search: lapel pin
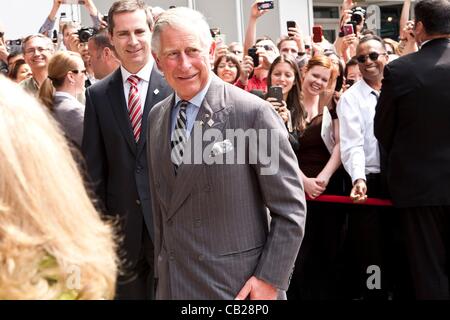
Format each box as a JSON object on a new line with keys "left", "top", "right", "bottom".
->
{"left": 153, "top": 88, "right": 159, "bottom": 95}
{"left": 207, "top": 119, "right": 214, "bottom": 127}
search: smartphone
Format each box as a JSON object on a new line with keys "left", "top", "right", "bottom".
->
{"left": 257, "top": 1, "right": 274, "bottom": 10}
{"left": 287, "top": 20, "right": 296, "bottom": 33}
{"left": 248, "top": 47, "right": 259, "bottom": 67}
{"left": 210, "top": 27, "right": 220, "bottom": 39}
{"left": 343, "top": 24, "right": 354, "bottom": 36}
{"left": 61, "top": 0, "right": 85, "bottom": 4}
{"left": 312, "top": 26, "right": 323, "bottom": 43}
{"left": 267, "top": 86, "right": 283, "bottom": 103}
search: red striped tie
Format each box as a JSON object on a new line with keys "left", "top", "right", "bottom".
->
{"left": 127, "top": 75, "right": 143, "bottom": 142}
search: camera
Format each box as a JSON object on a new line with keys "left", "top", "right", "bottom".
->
{"left": 77, "top": 27, "right": 96, "bottom": 43}
{"left": 248, "top": 47, "right": 259, "bottom": 67}
{"left": 6, "top": 39, "right": 22, "bottom": 46}
{"left": 351, "top": 7, "right": 366, "bottom": 25}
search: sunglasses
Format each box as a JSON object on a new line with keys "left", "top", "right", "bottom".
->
{"left": 71, "top": 69, "right": 87, "bottom": 75}
{"left": 356, "top": 52, "right": 387, "bottom": 63}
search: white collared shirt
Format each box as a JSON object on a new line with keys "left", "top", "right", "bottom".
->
{"left": 337, "top": 79, "right": 380, "bottom": 183}
{"left": 120, "top": 58, "right": 154, "bottom": 108}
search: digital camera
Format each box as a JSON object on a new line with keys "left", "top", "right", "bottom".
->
{"left": 77, "top": 27, "right": 96, "bottom": 43}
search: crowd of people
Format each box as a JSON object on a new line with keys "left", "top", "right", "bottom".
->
{"left": 0, "top": 0, "right": 450, "bottom": 300}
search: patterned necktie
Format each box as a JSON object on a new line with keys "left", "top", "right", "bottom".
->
{"left": 171, "top": 100, "right": 189, "bottom": 170}
{"left": 127, "top": 75, "right": 143, "bottom": 142}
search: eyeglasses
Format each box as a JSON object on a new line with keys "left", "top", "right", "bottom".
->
{"left": 356, "top": 52, "right": 387, "bottom": 63}
{"left": 255, "top": 44, "right": 274, "bottom": 51}
{"left": 71, "top": 69, "right": 87, "bottom": 75}
{"left": 24, "top": 47, "right": 51, "bottom": 56}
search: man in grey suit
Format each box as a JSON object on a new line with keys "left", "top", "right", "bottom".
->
{"left": 147, "top": 7, "right": 306, "bottom": 300}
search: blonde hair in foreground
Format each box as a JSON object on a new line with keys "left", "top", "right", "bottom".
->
{"left": 0, "top": 76, "right": 118, "bottom": 299}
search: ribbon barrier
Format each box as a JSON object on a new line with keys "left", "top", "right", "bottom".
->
{"left": 306, "top": 194, "right": 393, "bottom": 206}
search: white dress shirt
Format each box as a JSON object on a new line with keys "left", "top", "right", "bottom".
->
{"left": 337, "top": 79, "right": 380, "bottom": 183}
{"left": 120, "top": 58, "right": 154, "bottom": 108}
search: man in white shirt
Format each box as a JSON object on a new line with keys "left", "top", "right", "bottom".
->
{"left": 337, "top": 34, "right": 391, "bottom": 299}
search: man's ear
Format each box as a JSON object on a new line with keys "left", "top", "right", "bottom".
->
{"left": 209, "top": 41, "right": 217, "bottom": 60}
{"left": 152, "top": 51, "right": 162, "bottom": 72}
{"left": 103, "top": 47, "right": 111, "bottom": 59}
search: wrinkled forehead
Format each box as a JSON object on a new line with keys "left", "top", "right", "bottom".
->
{"left": 280, "top": 39, "right": 298, "bottom": 50}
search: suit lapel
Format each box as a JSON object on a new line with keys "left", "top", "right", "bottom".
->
{"left": 137, "top": 67, "right": 166, "bottom": 156}
{"left": 167, "top": 75, "right": 230, "bottom": 220}
{"left": 107, "top": 69, "right": 136, "bottom": 155}
{"left": 157, "top": 93, "right": 177, "bottom": 188}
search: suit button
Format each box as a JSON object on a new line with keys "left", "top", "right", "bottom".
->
{"left": 136, "top": 199, "right": 141, "bottom": 205}
{"left": 198, "top": 255, "right": 204, "bottom": 261}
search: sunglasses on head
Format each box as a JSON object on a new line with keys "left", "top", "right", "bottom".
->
{"left": 356, "top": 52, "right": 387, "bottom": 63}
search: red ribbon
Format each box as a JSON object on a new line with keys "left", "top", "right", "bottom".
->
{"left": 306, "top": 194, "right": 393, "bottom": 206}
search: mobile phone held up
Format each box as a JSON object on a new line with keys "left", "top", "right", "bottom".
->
{"left": 267, "top": 86, "right": 283, "bottom": 103}
{"left": 287, "top": 20, "right": 296, "bottom": 34}
{"left": 312, "top": 25, "right": 323, "bottom": 43}
{"left": 248, "top": 47, "right": 259, "bottom": 68}
{"left": 257, "top": 1, "right": 274, "bottom": 11}
{"left": 343, "top": 24, "right": 354, "bottom": 36}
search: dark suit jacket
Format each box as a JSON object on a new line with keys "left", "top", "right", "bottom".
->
{"left": 82, "top": 66, "right": 172, "bottom": 266}
{"left": 375, "top": 38, "right": 450, "bottom": 207}
{"left": 147, "top": 75, "right": 306, "bottom": 299}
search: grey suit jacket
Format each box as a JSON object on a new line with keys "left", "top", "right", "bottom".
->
{"left": 53, "top": 93, "right": 85, "bottom": 148}
{"left": 146, "top": 74, "right": 306, "bottom": 299}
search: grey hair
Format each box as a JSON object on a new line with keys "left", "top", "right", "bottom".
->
{"left": 151, "top": 7, "right": 213, "bottom": 56}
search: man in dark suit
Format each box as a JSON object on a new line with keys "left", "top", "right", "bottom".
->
{"left": 81, "top": 0, "right": 171, "bottom": 299}
{"left": 375, "top": 0, "right": 450, "bottom": 299}
{"left": 147, "top": 7, "right": 306, "bottom": 300}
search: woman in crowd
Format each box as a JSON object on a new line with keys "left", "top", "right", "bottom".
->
{"left": 213, "top": 53, "right": 241, "bottom": 84}
{"left": 266, "top": 55, "right": 305, "bottom": 152}
{"left": 0, "top": 75, "right": 118, "bottom": 299}
{"left": 8, "top": 59, "right": 32, "bottom": 83}
{"left": 268, "top": 55, "right": 349, "bottom": 299}
{"left": 39, "top": 51, "right": 86, "bottom": 149}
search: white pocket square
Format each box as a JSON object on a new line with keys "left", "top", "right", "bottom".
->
{"left": 210, "top": 139, "right": 233, "bottom": 157}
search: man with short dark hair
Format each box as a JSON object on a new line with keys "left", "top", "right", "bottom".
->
{"left": 82, "top": 0, "right": 172, "bottom": 299}
{"left": 87, "top": 30, "right": 120, "bottom": 80}
{"left": 375, "top": 0, "right": 450, "bottom": 299}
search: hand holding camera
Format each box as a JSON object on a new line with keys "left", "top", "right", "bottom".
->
{"left": 239, "top": 55, "right": 255, "bottom": 84}
{"left": 251, "top": 0, "right": 271, "bottom": 19}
